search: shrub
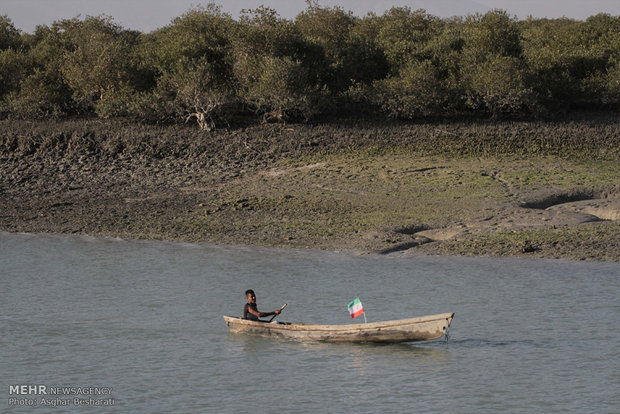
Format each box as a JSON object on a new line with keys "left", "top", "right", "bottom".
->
{"left": 59, "top": 16, "right": 140, "bottom": 113}
{"left": 373, "top": 60, "right": 453, "bottom": 118}
{"left": 236, "top": 55, "right": 324, "bottom": 122}
{"left": 0, "top": 15, "right": 20, "bottom": 50}
{"left": 465, "top": 56, "right": 540, "bottom": 115}
{"left": 234, "top": 7, "right": 327, "bottom": 122}
{"left": 3, "top": 69, "right": 70, "bottom": 118}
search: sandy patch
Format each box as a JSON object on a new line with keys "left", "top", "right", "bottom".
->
{"left": 547, "top": 198, "right": 620, "bottom": 221}
{"left": 261, "top": 162, "right": 326, "bottom": 177}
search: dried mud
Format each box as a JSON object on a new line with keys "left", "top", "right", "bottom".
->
{"left": 1, "top": 116, "right": 619, "bottom": 261}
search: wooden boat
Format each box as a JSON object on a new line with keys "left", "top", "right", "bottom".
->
{"left": 223, "top": 312, "right": 454, "bottom": 343}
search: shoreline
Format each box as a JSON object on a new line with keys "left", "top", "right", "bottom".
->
{"left": 1, "top": 118, "right": 619, "bottom": 262}
{"left": 4, "top": 228, "right": 620, "bottom": 266}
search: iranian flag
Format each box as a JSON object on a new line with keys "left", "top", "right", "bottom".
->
{"left": 347, "top": 297, "right": 364, "bottom": 318}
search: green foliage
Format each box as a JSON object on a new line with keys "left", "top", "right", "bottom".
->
{"left": 463, "top": 10, "right": 523, "bottom": 60}
{"left": 374, "top": 7, "right": 443, "bottom": 70}
{"left": 0, "top": 15, "right": 20, "bottom": 50}
{"left": 0, "top": 23, "right": 74, "bottom": 118}
{"left": 140, "top": 5, "right": 237, "bottom": 127}
{"left": 145, "top": 5, "right": 235, "bottom": 74}
{"left": 457, "top": 11, "right": 542, "bottom": 116}
{"left": 603, "top": 59, "right": 620, "bottom": 104}
{"left": 164, "top": 57, "right": 236, "bottom": 129}
{"left": 373, "top": 60, "right": 452, "bottom": 117}
{"left": 3, "top": 69, "right": 71, "bottom": 119}
{"left": 234, "top": 7, "right": 326, "bottom": 121}
{"left": 370, "top": 17, "right": 466, "bottom": 118}
{"left": 0, "top": 7, "right": 618, "bottom": 124}
{"left": 344, "top": 23, "right": 390, "bottom": 86}
{"left": 295, "top": 2, "right": 389, "bottom": 96}
{"left": 521, "top": 13, "right": 620, "bottom": 111}
{"left": 295, "top": 3, "right": 352, "bottom": 91}
{"left": 238, "top": 55, "right": 323, "bottom": 121}
{"left": 58, "top": 16, "right": 141, "bottom": 115}
{"left": 465, "top": 56, "right": 539, "bottom": 115}
{"left": 296, "top": 3, "right": 354, "bottom": 63}
{"left": 0, "top": 49, "right": 30, "bottom": 98}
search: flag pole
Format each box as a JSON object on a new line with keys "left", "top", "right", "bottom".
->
{"left": 363, "top": 312, "right": 367, "bottom": 324}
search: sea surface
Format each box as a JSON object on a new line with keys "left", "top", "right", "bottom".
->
{"left": 1, "top": 232, "right": 619, "bottom": 413}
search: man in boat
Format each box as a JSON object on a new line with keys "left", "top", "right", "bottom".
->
{"left": 244, "top": 289, "right": 281, "bottom": 322}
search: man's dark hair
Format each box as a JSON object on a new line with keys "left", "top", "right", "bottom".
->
{"left": 245, "top": 289, "right": 255, "bottom": 297}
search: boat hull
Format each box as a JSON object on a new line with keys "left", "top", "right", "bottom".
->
{"left": 223, "top": 312, "right": 454, "bottom": 343}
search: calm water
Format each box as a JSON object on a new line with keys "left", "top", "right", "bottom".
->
{"left": 1, "top": 232, "right": 619, "bottom": 413}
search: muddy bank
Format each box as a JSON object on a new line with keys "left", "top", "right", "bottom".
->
{"left": 1, "top": 117, "right": 619, "bottom": 261}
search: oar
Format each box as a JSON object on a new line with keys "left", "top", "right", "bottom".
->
{"left": 268, "top": 303, "right": 287, "bottom": 322}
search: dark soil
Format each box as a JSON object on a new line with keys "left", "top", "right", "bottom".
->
{"left": 1, "top": 115, "right": 619, "bottom": 261}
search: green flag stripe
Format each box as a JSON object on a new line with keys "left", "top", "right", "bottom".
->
{"left": 347, "top": 297, "right": 361, "bottom": 308}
